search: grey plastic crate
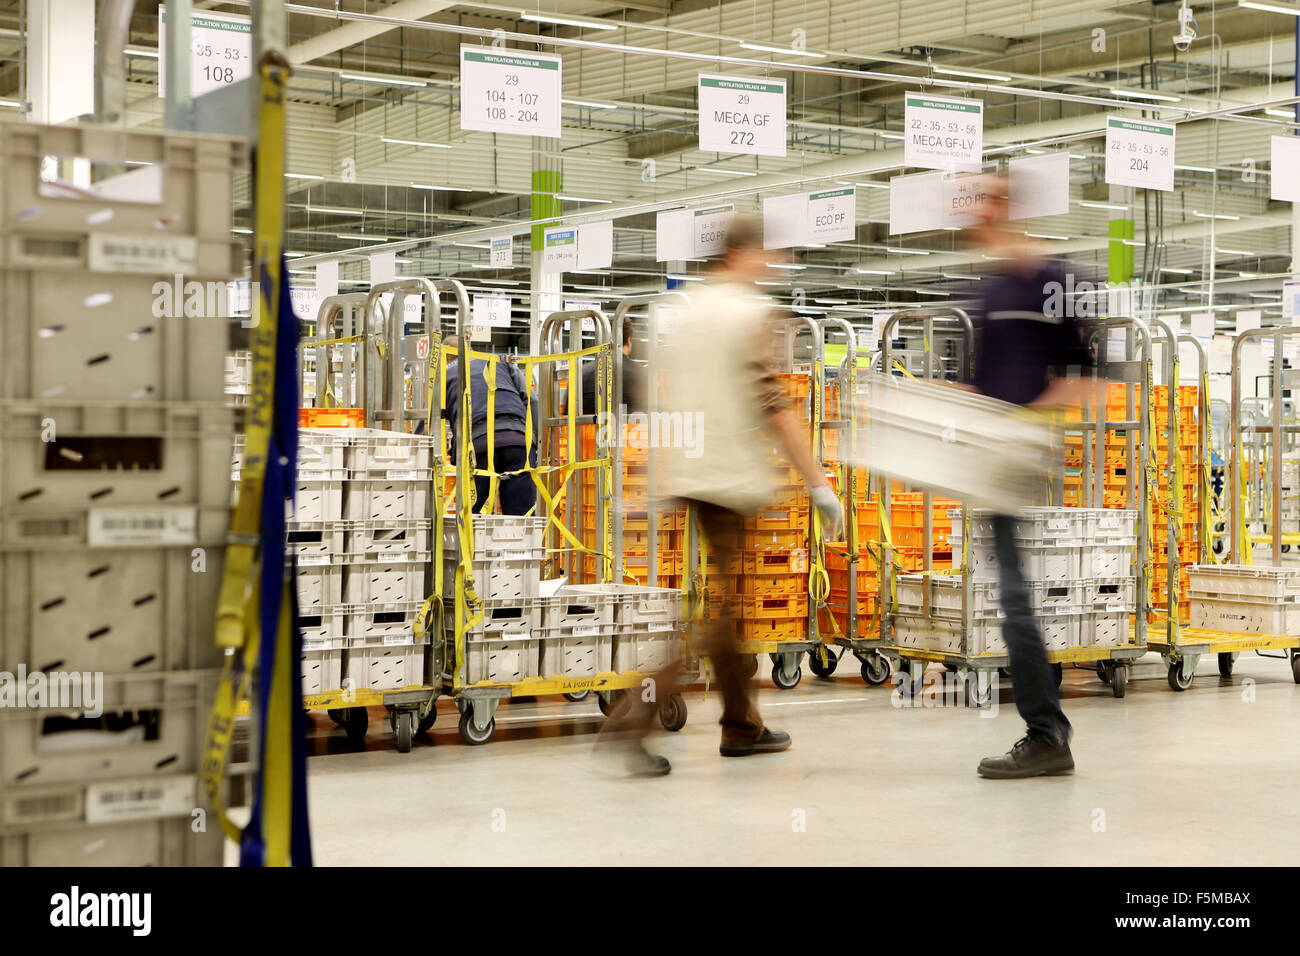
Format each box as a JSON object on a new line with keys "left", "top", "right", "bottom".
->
{"left": 0, "top": 400, "right": 233, "bottom": 548}
{"left": 346, "top": 519, "right": 431, "bottom": 561}
{"left": 0, "top": 545, "right": 222, "bottom": 674}
{"left": 347, "top": 602, "right": 423, "bottom": 645}
{"left": 443, "top": 513, "right": 546, "bottom": 556}
{"left": 563, "top": 583, "right": 682, "bottom": 627}
{"left": 343, "top": 561, "right": 428, "bottom": 607}
{"left": 457, "top": 600, "right": 541, "bottom": 685}
{"left": 344, "top": 639, "right": 425, "bottom": 691}
{"left": 542, "top": 588, "right": 617, "bottom": 630}
{"left": 301, "top": 644, "right": 345, "bottom": 696}
{"left": 0, "top": 815, "right": 223, "bottom": 866}
{"left": 539, "top": 631, "right": 613, "bottom": 678}
{"left": 287, "top": 521, "right": 348, "bottom": 566}
{"left": 441, "top": 548, "right": 542, "bottom": 602}
{"left": 343, "top": 429, "right": 434, "bottom": 478}
{"left": 611, "top": 624, "right": 681, "bottom": 673}
{"left": 343, "top": 477, "right": 429, "bottom": 523}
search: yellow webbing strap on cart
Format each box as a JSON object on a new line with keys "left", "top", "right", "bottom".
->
{"left": 1200, "top": 371, "right": 1215, "bottom": 563}
{"left": 1239, "top": 447, "right": 1253, "bottom": 566}
{"left": 1168, "top": 362, "right": 1183, "bottom": 633}
{"left": 1143, "top": 364, "right": 1158, "bottom": 617}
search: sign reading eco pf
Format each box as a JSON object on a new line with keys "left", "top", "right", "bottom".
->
{"left": 460, "top": 45, "right": 563, "bottom": 139}
{"left": 904, "top": 94, "right": 984, "bottom": 172}
{"left": 698, "top": 74, "right": 787, "bottom": 157}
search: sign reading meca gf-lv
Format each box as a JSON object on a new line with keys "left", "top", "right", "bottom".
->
{"left": 697, "top": 73, "right": 787, "bottom": 157}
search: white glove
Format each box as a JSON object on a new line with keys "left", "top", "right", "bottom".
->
{"left": 810, "top": 484, "right": 845, "bottom": 539}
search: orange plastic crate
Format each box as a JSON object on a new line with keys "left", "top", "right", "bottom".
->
{"left": 737, "top": 616, "right": 807, "bottom": 643}
{"left": 737, "top": 571, "right": 806, "bottom": 596}
{"left": 742, "top": 504, "right": 810, "bottom": 532}
{"left": 733, "top": 549, "right": 808, "bottom": 575}
{"left": 740, "top": 528, "right": 808, "bottom": 550}
{"left": 300, "top": 407, "right": 365, "bottom": 428}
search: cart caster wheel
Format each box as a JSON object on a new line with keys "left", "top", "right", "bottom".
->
{"left": 965, "top": 674, "right": 993, "bottom": 708}
{"left": 772, "top": 662, "right": 802, "bottom": 690}
{"left": 1284, "top": 545, "right": 1292, "bottom": 554}
{"left": 394, "top": 711, "right": 415, "bottom": 753}
{"left": 597, "top": 690, "right": 628, "bottom": 718}
{"left": 807, "top": 648, "right": 838, "bottom": 678}
{"left": 740, "top": 655, "right": 758, "bottom": 679}
{"left": 328, "top": 708, "right": 348, "bottom": 727}
{"left": 1218, "top": 653, "right": 1234, "bottom": 677}
{"left": 659, "top": 693, "right": 687, "bottom": 732}
{"left": 342, "top": 707, "right": 368, "bottom": 744}
{"left": 416, "top": 705, "right": 437, "bottom": 735}
{"left": 1097, "top": 662, "right": 1112, "bottom": 685}
{"left": 563, "top": 690, "right": 590, "bottom": 702}
{"left": 1110, "top": 664, "right": 1128, "bottom": 699}
{"left": 1167, "top": 662, "right": 1194, "bottom": 692}
{"left": 1051, "top": 663, "right": 1063, "bottom": 687}
{"left": 1291, "top": 652, "right": 1300, "bottom": 685}
{"left": 860, "top": 654, "right": 891, "bottom": 685}
{"left": 458, "top": 710, "right": 495, "bottom": 745}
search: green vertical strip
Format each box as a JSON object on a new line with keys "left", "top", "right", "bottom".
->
{"left": 532, "top": 169, "right": 562, "bottom": 250}
{"left": 1108, "top": 217, "right": 1134, "bottom": 284}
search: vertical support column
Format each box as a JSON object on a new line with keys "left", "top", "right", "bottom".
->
{"left": 529, "top": 143, "right": 563, "bottom": 356}
{"left": 29, "top": 0, "right": 96, "bottom": 124}
{"left": 164, "top": 0, "right": 194, "bottom": 131}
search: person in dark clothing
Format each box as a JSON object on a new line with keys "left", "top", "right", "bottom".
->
{"left": 572, "top": 322, "right": 644, "bottom": 415}
{"left": 969, "top": 174, "right": 1097, "bottom": 780}
{"left": 441, "top": 335, "right": 538, "bottom": 516}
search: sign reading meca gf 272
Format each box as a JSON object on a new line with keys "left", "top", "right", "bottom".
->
{"left": 697, "top": 74, "right": 787, "bottom": 157}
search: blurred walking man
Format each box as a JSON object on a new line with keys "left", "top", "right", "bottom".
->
{"left": 601, "top": 216, "right": 844, "bottom": 776}
{"left": 970, "top": 175, "right": 1097, "bottom": 779}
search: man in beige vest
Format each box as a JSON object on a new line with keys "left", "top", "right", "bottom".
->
{"left": 605, "top": 216, "right": 844, "bottom": 776}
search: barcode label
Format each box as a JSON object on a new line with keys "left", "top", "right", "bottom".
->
{"left": 299, "top": 469, "right": 330, "bottom": 481}
{"left": 1106, "top": 604, "right": 1126, "bottom": 612}
{"left": 503, "top": 550, "right": 531, "bottom": 561}
{"left": 85, "top": 776, "right": 195, "bottom": 823}
{"left": 5, "top": 790, "right": 80, "bottom": 824}
{"left": 87, "top": 507, "right": 197, "bottom": 546}
{"left": 648, "top": 622, "right": 675, "bottom": 632}
{"left": 302, "top": 638, "right": 328, "bottom": 651}
{"left": 383, "top": 634, "right": 410, "bottom": 646}
{"left": 298, "top": 553, "right": 332, "bottom": 566}
{"left": 387, "top": 470, "right": 418, "bottom": 480}
{"left": 1047, "top": 520, "right": 1068, "bottom": 530}
{"left": 87, "top": 233, "right": 198, "bottom": 275}
{"left": 572, "top": 625, "right": 600, "bottom": 637}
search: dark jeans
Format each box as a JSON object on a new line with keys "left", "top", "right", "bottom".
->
{"left": 605, "top": 498, "right": 764, "bottom": 748}
{"left": 992, "top": 514, "right": 1071, "bottom": 745}
{"left": 472, "top": 445, "right": 535, "bottom": 516}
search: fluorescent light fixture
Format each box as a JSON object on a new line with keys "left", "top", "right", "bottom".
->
{"left": 854, "top": 181, "right": 890, "bottom": 190}
{"left": 876, "top": 131, "right": 905, "bottom": 140}
{"left": 754, "top": 280, "right": 788, "bottom": 286}
{"left": 336, "top": 234, "right": 390, "bottom": 242}
{"left": 522, "top": 11, "right": 618, "bottom": 30}
{"left": 1027, "top": 232, "right": 1071, "bottom": 240}
{"left": 814, "top": 298, "right": 849, "bottom": 305}
{"left": 411, "top": 183, "right": 471, "bottom": 192}
{"left": 0, "top": 99, "right": 21, "bottom": 108}
{"left": 1078, "top": 200, "right": 1129, "bottom": 211}
{"left": 1160, "top": 267, "right": 1194, "bottom": 275}
{"left": 231, "top": 228, "right": 252, "bottom": 235}
{"left": 768, "top": 263, "right": 806, "bottom": 270}
{"left": 382, "top": 137, "right": 451, "bottom": 149}
{"left": 1216, "top": 248, "right": 1255, "bottom": 256}
{"left": 285, "top": 252, "right": 307, "bottom": 259}
{"left": 884, "top": 247, "right": 931, "bottom": 255}
{"left": 1250, "top": 292, "right": 1280, "bottom": 299}
{"left": 1194, "top": 211, "right": 1240, "bottom": 221}
{"left": 667, "top": 274, "right": 706, "bottom": 282}
{"left": 286, "top": 172, "right": 324, "bottom": 180}
{"left": 306, "top": 206, "right": 365, "bottom": 216}
{"left": 1175, "top": 164, "right": 1215, "bottom": 172}
{"left": 555, "top": 194, "right": 613, "bottom": 204}
{"left": 697, "top": 167, "right": 758, "bottom": 177}
{"left": 340, "top": 72, "right": 427, "bottom": 88}
{"left": 934, "top": 66, "right": 1011, "bottom": 82}
{"left": 738, "top": 41, "right": 825, "bottom": 59}
{"left": 1238, "top": 1, "right": 1300, "bottom": 15}
{"left": 1108, "top": 87, "right": 1181, "bottom": 103}
{"left": 943, "top": 273, "right": 980, "bottom": 280}
{"left": 1121, "top": 239, "right": 1143, "bottom": 247}
{"left": 482, "top": 279, "right": 523, "bottom": 285}
{"left": 856, "top": 268, "right": 895, "bottom": 275}
{"left": 1266, "top": 107, "right": 1297, "bottom": 118}
{"left": 454, "top": 242, "right": 491, "bottom": 250}
{"left": 127, "top": 47, "right": 160, "bottom": 59}
{"left": 563, "top": 98, "right": 617, "bottom": 109}
{"left": 1239, "top": 272, "right": 1260, "bottom": 279}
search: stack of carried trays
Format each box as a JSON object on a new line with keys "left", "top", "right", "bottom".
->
{"left": 893, "top": 507, "right": 1138, "bottom": 656}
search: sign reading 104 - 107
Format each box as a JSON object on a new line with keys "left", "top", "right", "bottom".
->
{"left": 698, "top": 74, "right": 787, "bottom": 157}
{"left": 459, "top": 46, "right": 563, "bottom": 139}
{"left": 1104, "top": 116, "right": 1175, "bottom": 192}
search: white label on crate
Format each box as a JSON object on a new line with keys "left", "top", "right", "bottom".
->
{"left": 459, "top": 46, "right": 563, "bottom": 139}
{"left": 87, "top": 507, "right": 197, "bottom": 547}
{"left": 298, "top": 553, "right": 332, "bottom": 567}
{"left": 85, "top": 775, "right": 196, "bottom": 824}
{"left": 1104, "top": 116, "right": 1175, "bottom": 192}
{"left": 648, "top": 622, "right": 675, "bottom": 632}
{"left": 697, "top": 73, "right": 787, "bottom": 157}
{"left": 87, "top": 233, "right": 198, "bottom": 275}
{"left": 383, "top": 634, "right": 409, "bottom": 646}
{"left": 572, "top": 625, "right": 600, "bottom": 637}
{"left": 302, "top": 638, "right": 328, "bottom": 651}
{"left": 299, "top": 469, "right": 330, "bottom": 480}
{"left": 386, "top": 470, "right": 419, "bottom": 480}
{"left": 504, "top": 550, "right": 532, "bottom": 561}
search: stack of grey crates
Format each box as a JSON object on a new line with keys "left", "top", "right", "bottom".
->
{"left": 442, "top": 515, "right": 683, "bottom": 684}
{"left": 236, "top": 427, "right": 435, "bottom": 697}
{"left": 894, "top": 508, "right": 1137, "bottom": 656}
{"left": 0, "top": 122, "right": 243, "bottom": 865}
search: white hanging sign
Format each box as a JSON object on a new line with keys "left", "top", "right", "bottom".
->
{"left": 692, "top": 205, "right": 734, "bottom": 257}
{"left": 942, "top": 174, "right": 997, "bottom": 228}
{"left": 472, "top": 294, "right": 513, "bottom": 328}
{"left": 1009, "top": 151, "right": 1071, "bottom": 220}
{"left": 904, "top": 94, "right": 983, "bottom": 172}
{"left": 577, "top": 220, "right": 614, "bottom": 270}
{"left": 889, "top": 170, "right": 945, "bottom": 235}
{"left": 1285, "top": 282, "right": 1300, "bottom": 322}
{"left": 158, "top": 9, "right": 251, "bottom": 99}
{"left": 1271, "top": 136, "right": 1300, "bottom": 202}
{"left": 490, "top": 236, "right": 513, "bottom": 268}
{"left": 541, "top": 227, "right": 578, "bottom": 273}
{"left": 655, "top": 209, "right": 693, "bottom": 262}
{"left": 763, "top": 193, "right": 808, "bottom": 250}
{"left": 807, "top": 187, "right": 856, "bottom": 243}
{"left": 1104, "top": 116, "right": 1175, "bottom": 192}
{"left": 459, "top": 46, "right": 563, "bottom": 139}
{"left": 697, "top": 74, "right": 787, "bottom": 157}
{"left": 1237, "top": 310, "right": 1261, "bottom": 333}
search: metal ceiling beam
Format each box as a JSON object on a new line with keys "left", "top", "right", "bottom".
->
{"left": 287, "top": 0, "right": 460, "bottom": 66}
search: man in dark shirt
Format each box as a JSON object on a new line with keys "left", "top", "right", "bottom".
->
{"left": 442, "top": 335, "right": 539, "bottom": 516}
{"left": 970, "top": 176, "right": 1096, "bottom": 780}
{"left": 573, "top": 322, "right": 644, "bottom": 415}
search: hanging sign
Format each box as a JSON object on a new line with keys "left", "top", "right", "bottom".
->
{"left": 904, "top": 94, "right": 983, "bottom": 172}
{"left": 459, "top": 46, "right": 563, "bottom": 139}
{"left": 697, "top": 74, "right": 787, "bottom": 157}
{"left": 1104, "top": 116, "right": 1175, "bottom": 192}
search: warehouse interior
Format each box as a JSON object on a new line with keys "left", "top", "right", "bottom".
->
{"left": 2, "top": 0, "right": 1300, "bottom": 874}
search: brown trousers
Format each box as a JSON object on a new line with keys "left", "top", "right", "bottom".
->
{"left": 608, "top": 499, "right": 764, "bottom": 748}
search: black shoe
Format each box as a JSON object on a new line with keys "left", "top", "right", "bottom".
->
{"left": 978, "top": 734, "right": 1074, "bottom": 779}
{"left": 720, "top": 727, "right": 792, "bottom": 757}
{"left": 626, "top": 744, "right": 671, "bottom": 777}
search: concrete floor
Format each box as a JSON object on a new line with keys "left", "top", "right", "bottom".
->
{"left": 296, "top": 653, "right": 1300, "bottom": 866}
